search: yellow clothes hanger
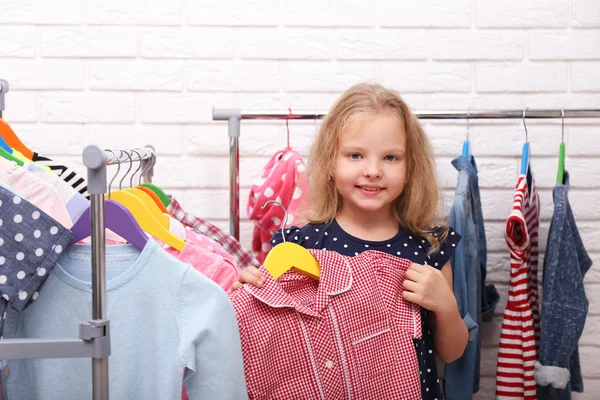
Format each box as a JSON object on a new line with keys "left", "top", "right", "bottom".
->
{"left": 262, "top": 200, "right": 320, "bottom": 280}
{"left": 106, "top": 150, "right": 185, "bottom": 251}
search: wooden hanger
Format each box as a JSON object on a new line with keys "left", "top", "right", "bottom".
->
{"left": 262, "top": 200, "right": 320, "bottom": 280}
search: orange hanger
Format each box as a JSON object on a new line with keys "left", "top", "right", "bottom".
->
{"left": 0, "top": 119, "right": 33, "bottom": 160}
{"left": 136, "top": 185, "right": 169, "bottom": 213}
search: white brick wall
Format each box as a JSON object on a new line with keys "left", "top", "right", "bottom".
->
{"left": 0, "top": 0, "right": 598, "bottom": 398}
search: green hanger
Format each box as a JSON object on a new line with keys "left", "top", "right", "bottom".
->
{"left": 0, "top": 146, "right": 24, "bottom": 166}
{"left": 140, "top": 183, "right": 170, "bottom": 206}
{"left": 556, "top": 110, "right": 566, "bottom": 185}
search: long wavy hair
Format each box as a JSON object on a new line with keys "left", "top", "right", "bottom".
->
{"left": 307, "top": 82, "right": 448, "bottom": 253}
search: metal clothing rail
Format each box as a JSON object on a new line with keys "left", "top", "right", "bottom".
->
{"left": 0, "top": 144, "right": 156, "bottom": 400}
{"left": 213, "top": 107, "right": 600, "bottom": 241}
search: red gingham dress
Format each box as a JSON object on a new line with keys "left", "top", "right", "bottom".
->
{"left": 230, "top": 250, "right": 422, "bottom": 399}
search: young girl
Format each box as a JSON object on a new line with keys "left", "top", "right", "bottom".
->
{"left": 232, "top": 82, "right": 468, "bottom": 399}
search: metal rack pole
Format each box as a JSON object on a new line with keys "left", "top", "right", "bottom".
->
{"left": 213, "top": 107, "right": 600, "bottom": 240}
{"left": 0, "top": 79, "right": 8, "bottom": 119}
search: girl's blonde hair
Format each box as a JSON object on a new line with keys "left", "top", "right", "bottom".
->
{"left": 308, "top": 82, "right": 448, "bottom": 253}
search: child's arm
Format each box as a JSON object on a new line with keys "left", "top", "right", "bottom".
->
{"left": 403, "top": 261, "right": 468, "bottom": 364}
{"left": 430, "top": 261, "right": 469, "bottom": 363}
{"left": 231, "top": 266, "right": 265, "bottom": 291}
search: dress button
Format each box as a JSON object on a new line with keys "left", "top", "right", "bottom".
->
{"left": 325, "top": 360, "right": 334, "bottom": 369}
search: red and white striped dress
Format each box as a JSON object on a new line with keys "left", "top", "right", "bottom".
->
{"left": 496, "top": 173, "right": 540, "bottom": 399}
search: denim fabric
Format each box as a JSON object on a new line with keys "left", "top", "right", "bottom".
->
{"left": 0, "top": 186, "right": 73, "bottom": 339}
{"left": 445, "top": 155, "right": 499, "bottom": 399}
{"left": 534, "top": 172, "right": 592, "bottom": 400}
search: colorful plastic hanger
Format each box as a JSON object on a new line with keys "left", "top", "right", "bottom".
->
{"left": 0, "top": 119, "right": 34, "bottom": 160}
{"left": 0, "top": 146, "right": 24, "bottom": 166}
{"left": 136, "top": 186, "right": 169, "bottom": 212}
{"left": 461, "top": 111, "right": 471, "bottom": 159}
{"left": 520, "top": 109, "right": 530, "bottom": 175}
{"left": 556, "top": 110, "right": 566, "bottom": 185}
{"left": 262, "top": 200, "right": 320, "bottom": 280}
{"left": 70, "top": 200, "right": 149, "bottom": 250}
{"left": 0, "top": 132, "right": 11, "bottom": 152}
{"left": 138, "top": 150, "right": 171, "bottom": 206}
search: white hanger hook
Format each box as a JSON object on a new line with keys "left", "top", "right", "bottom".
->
{"left": 262, "top": 200, "right": 288, "bottom": 242}
{"left": 522, "top": 108, "right": 529, "bottom": 142}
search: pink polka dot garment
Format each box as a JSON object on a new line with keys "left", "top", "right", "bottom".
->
{"left": 0, "top": 186, "right": 73, "bottom": 339}
{"left": 247, "top": 149, "right": 310, "bottom": 262}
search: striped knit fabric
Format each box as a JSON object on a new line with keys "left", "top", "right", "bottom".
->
{"left": 32, "top": 153, "right": 89, "bottom": 199}
{"left": 496, "top": 173, "right": 541, "bottom": 399}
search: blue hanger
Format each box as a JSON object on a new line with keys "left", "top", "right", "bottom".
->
{"left": 0, "top": 134, "right": 11, "bottom": 152}
{"left": 461, "top": 110, "right": 471, "bottom": 159}
{"left": 520, "top": 108, "right": 530, "bottom": 175}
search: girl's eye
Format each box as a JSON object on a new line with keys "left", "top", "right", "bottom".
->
{"left": 384, "top": 155, "right": 397, "bottom": 161}
{"left": 349, "top": 153, "right": 361, "bottom": 160}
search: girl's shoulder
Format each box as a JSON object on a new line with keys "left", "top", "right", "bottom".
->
{"left": 414, "top": 225, "right": 461, "bottom": 269}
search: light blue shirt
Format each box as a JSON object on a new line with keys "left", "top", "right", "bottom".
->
{"left": 5, "top": 239, "right": 248, "bottom": 400}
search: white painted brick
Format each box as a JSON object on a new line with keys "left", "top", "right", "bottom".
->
{"left": 534, "top": 157, "right": 600, "bottom": 189}
{"left": 580, "top": 346, "right": 600, "bottom": 375}
{"left": 379, "top": 0, "right": 471, "bottom": 28}
{"left": 572, "top": 63, "right": 600, "bottom": 92}
{"left": 187, "top": 0, "right": 279, "bottom": 26}
{"left": 480, "top": 189, "right": 518, "bottom": 221}
{"left": 530, "top": 31, "right": 600, "bottom": 60}
{"left": 486, "top": 252, "right": 512, "bottom": 284}
{"left": 1, "top": 59, "right": 84, "bottom": 90}
{"left": 88, "top": 0, "right": 181, "bottom": 26}
{"left": 417, "top": 123, "right": 466, "bottom": 157}
{"left": 475, "top": 0, "right": 568, "bottom": 28}
{"left": 381, "top": 62, "right": 471, "bottom": 93}
{"left": 580, "top": 222, "right": 600, "bottom": 252}
{"left": 182, "top": 189, "right": 231, "bottom": 219}
{"left": 0, "top": 27, "right": 36, "bottom": 57}
{"left": 89, "top": 60, "right": 184, "bottom": 91}
{"left": 476, "top": 63, "right": 568, "bottom": 93}
{"left": 10, "top": 123, "right": 85, "bottom": 155}
{"left": 0, "top": 0, "right": 81, "bottom": 25}
{"left": 41, "top": 93, "right": 135, "bottom": 123}
{"left": 187, "top": 61, "right": 280, "bottom": 92}
{"left": 469, "top": 123, "right": 561, "bottom": 156}
{"left": 237, "top": 92, "right": 339, "bottom": 111}
{"left": 239, "top": 220, "right": 255, "bottom": 250}
{"left": 573, "top": 0, "right": 600, "bottom": 27}
{"left": 573, "top": 379, "right": 600, "bottom": 399}
{"left": 337, "top": 30, "right": 428, "bottom": 60}
{"left": 41, "top": 27, "right": 136, "bottom": 58}
{"left": 584, "top": 255, "right": 600, "bottom": 283}
{"left": 140, "top": 93, "right": 236, "bottom": 123}
{"left": 282, "top": 0, "right": 375, "bottom": 27}
{"left": 427, "top": 93, "right": 600, "bottom": 110}
{"left": 568, "top": 125, "right": 600, "bottom": 155}
{"left": 140, "top": 28, "right": 235, "bottom": 59}
{"left": 184, "top": 124, "right": 229, "bottom": 156}
{"left": 283, "top": 62, "right": 378, "bottom": 92}
{"left": 580, "top": 315, "right": 600, "bottom": 345}
{"left": 436, "top": 157, "right": 459, "bottom": 189}
{"left": 475, "top": 157, "right": 519, "bottom": 189}
{"left": 2, "top": 91, "right": 37, "bottom": 122}
{"left": 88, "top": 125, "right": 183, "bottom": 155}
{"left": 237, "top": 29, "right": 334, "bottom": 60}
{"left": 432, "top": 31, "right": 525, "bottom": 61}
{"left": 152, "top": 156, "right": 229, "bottom": 188}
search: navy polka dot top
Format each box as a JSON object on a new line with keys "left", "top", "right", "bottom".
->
{"left": 271, "top": 219, "right": 461, "bottom": 400}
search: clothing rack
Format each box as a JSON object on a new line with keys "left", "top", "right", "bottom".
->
{"left": 213, "top": 107, "right": 600, "bottom": 241}
{"left": 0, "top": 144, "right": 156, "bottom": 400}
{"left": 0, "top": 79, "right": 8, "bottom": 119}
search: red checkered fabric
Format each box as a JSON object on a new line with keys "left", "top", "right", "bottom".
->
{"left": 230, "top": 249, "right": 422, "bottom": 399}
{"left": 167, "top": 196, "right": 260, "bottom": 270}
{"left": 496, "top": 173, "right": 541, "bottom": 399}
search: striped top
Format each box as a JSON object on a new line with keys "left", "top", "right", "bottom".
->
{"left": 32, "top": 153, "right": 89, "bottom": 199}
{"left": 496, "top": 172, "right": 540, "bottom": 399}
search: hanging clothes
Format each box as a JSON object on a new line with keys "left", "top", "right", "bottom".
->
{"left": 31, "top": 152, "right": 89, "bottom": 198}
{"left": 168, "top": 195, "right": 260, "bottom": 270}
{"left": 0, "top": 186, "right": 74, "bottom": 340}
{"left": 247, "top": 148, "right": 310, "bottom": 262}
{"left": 0, "top": 158, "right": 72, "bottom": 228}
{"left": 445, "top": 155, "right": 499, "bottom": 399}
{"left": 4, "top": 240, "right": 247, "bottom": 400}
{"left": 534, "top": 172, "right": 592, "bottom": 399}
{"left": 230, "top": 250, "right": 422, "bottom": 400}
{"left": 496, "top": 170, "right": 541, "bottom": 400}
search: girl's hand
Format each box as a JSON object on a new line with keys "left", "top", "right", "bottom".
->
{"left": 231, "top": 266, "right": 265, "bottom": 292}
{"left": 402, "top": 263, "right": 456, "bottom": 314}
